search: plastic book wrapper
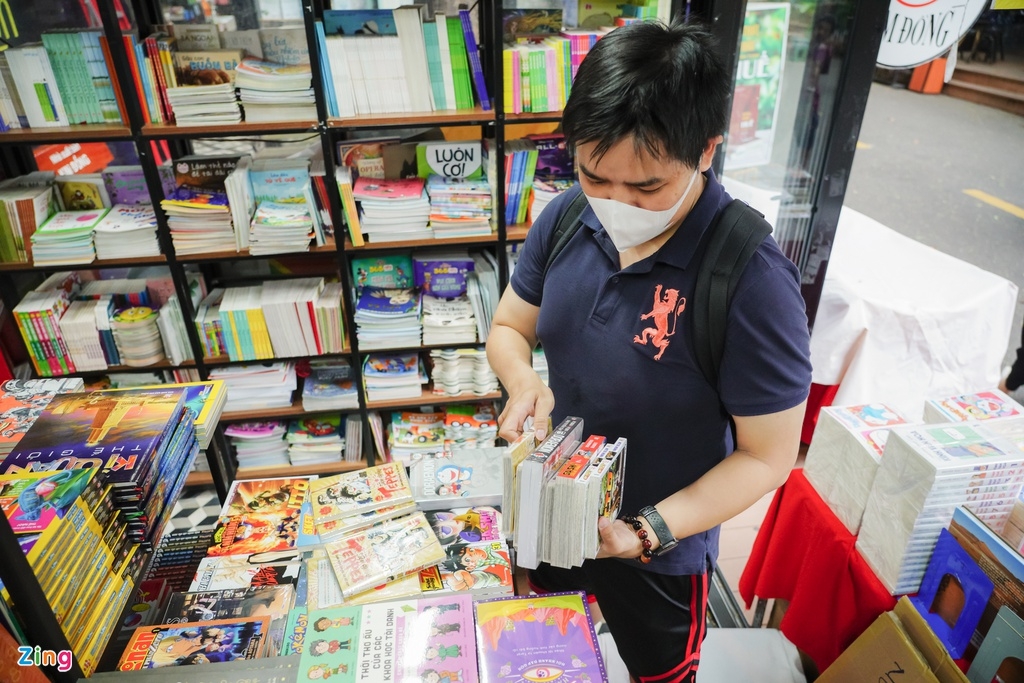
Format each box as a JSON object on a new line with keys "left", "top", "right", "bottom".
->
{"left": 117, "top": 616, "right": 271, "bottom": 669}
{"left": 803, "top": 403, "right": 913, "bottom": 535}
{"left": 923, "top": 389, "right": 1024, "bottom": 424}
{"left": 409, "top": 448, "right": 504, "bottom": 511}
{"left": 501, "top": 430, "right": 537, "bottom": 537}
{"left": 309, "top": 462, "right": 413, "bottom": 525}
{"left": 856, "top": 423, "right": 1024, "bottom": 594}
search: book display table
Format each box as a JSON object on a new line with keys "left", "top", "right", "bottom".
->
{"left": 738, "top": 469, "right": 896, "bottom": 672}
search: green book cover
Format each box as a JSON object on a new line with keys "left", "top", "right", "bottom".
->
{"left": 530, "top": 49, "right": 546, "bottom": 113}
{"left": 422, "top": 22, "right": 446, "bottom": 111}
{"left": 41, "top": 34, "right": 75, "bottom": 123}
{"left": 446, "top": 17, "right": 472, "bottom": 109}
{"left": 416, "top": 141, "right": 483, "bottom": 179}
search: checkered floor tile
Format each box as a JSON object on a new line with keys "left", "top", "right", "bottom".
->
{"left": 164, "top": 486, "right": 222, "bottom": 535}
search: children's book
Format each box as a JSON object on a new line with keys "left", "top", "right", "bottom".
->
{"left": 416, "top": 141, "right": 484, "bottom": 179}
{"left": 300, "top": 594, "right": 478, "bottom": 682}
{"left": 355, "top": 287, "right": 419, "bottom": 317}
{"left": 362, "top": 353, "right": 420, "bottom": 380}
{"left": 309, "top": 462, "right": 413, "bottom": 525}
{"left": 409, "top": 449, "right": 504, "bottom": 511}
{"left": 173, "top": 51, "right": 243, "bottom": 86}
{"left": 0, "top": 377, "right": 85, "bottom": 454}
{"left": 101, "top": 166, "right": 152, "bottom": 205}
{"left": 117, "top": 616, "right": 271, "bottom": 669}
{"left": 0, "top": 468, "right": 97, "bottom": 534}
{"left": 391, "top": 411, "right": 446, "bottom": 451}
{"left": 35, "top": 209, "right": 109, "bottom": 235}
{"left": 92, "top": 205, "right": 158, "bottom": 233}
{"left": 350, "top": 254, "right": 414, "bottom": 292}
{"left": 280, "top": 607, "right": 308, "bottom": 656}
{"left": 323, "top": 511, "right": 445, "bottom": 598}
{"left": 207, "top": 509, "right": 303, "bottom": 557}
{"left": 419, "top": 540, "right": 514, "bottom": 600}
{"left": 173, "top": 155, "right": 241, "bottom": 190}
{"left": 352, "top": 176, "right": 426, "bottom": 201}
{"left": 474, "top": 592, "right": 606, "bottom": 683}
{"left": 55, "top": 175, "right": 112, "bottom": 210}
{"left": 163, "top": 187, "right": 230, "bottom": 209}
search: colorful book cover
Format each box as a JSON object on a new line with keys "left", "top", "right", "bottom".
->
{"left": 287, "top": 417, "right": 343, "bottom": 443}
{"left": 362, "top": 353, "right": 420, "bottom": 379}
{"left": 249, "top": 167, "right": 312, "bottom": 205}
{"left": 474, "top": 592, "right": 605, "bottom": 683}
{"left": 930, "top": 391, "right": 1023, "bottom": 422}
{"left": 0, "top": 388, "right": 186, "bottom": 489}
{"left": 102, "top": 166, "right": 151, "bottom": 205}
{"left": 92, "top": 205, "right": 158, "bottom": 233}
{"left": 336, "top": 137, "right": 401, "bottom": 180}
{"left": 0, "top": 468, "right": 96, "bottom": 534}
{"left": 323, "top": 511, "right": 445, "bottom": 598}
{"left": 310, "top": 462, "right": 413, "bottom": 525}
{"left": 355, "top": 287, "right": 419, "bottom": 317}
{"left": 208, "top": 508, "right": 303, "bottom": 557}
{"left": 416, "top": 141, "right": 484, "bottom": 180}
{"left": 189, "top": 556, "right": 302, "bottom": 592}
{"left": 0, "top": 377, "right": 84, "bottom": 453}
{"left": 300, "top": 594, "right": 478, "bottom": 682}
{"left": 413, "top": 254, "right": 475, "bottom": 297}
{"left": 419, "top": 540, "right": 513, "bottom": 599}
{"left": 280, "top": 606, "right": 308, "bottom": 656}
{"left": 350, "top": 254, "right": 415, "bottom": 291}
{"left": 172, "top": 155, "right": 241, "bottom": 191}
{"left": 55, "top": 176, "right": 111, "bottom": 211}
{"left": 223, "top": 421, "right": 286, "bottom": 440}
{"left": 391, "top": 411, "right": 446, "bottom": 450}
{"left": 163, "top": 187, "right": 230, "bottom": 209}
{"left": 316, "top": 501, "right": 418, "bottom": 542}
{"left": 352, "top": 176, "right": 426, "bottom": 201}
{"left": 173, "top": 50, "right": 243, "bottom": 86}
{"left": 105, "top": 381, "right": 224, "bottom": 440}
{"left": 35, "top": 209, "right": 108, "bottom": 235}
{"left": 425, "top": 506, "right": 503, "bottom": 548}
{"left": 162, "top": 585, "right": 295, "bottom": 657}
{"left": 117, "top": 616, "right": 270, "bottom": 669}
{"left": 409, "top": 449, "right": 504, "bottom": 511}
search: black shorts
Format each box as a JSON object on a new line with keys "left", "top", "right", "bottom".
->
{"left": 529, "top": 559, "right": 708, "bottom": 683}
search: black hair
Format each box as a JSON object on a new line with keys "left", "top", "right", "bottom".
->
{"left": 561, "top": 19, "right": 731, "bottom": 168}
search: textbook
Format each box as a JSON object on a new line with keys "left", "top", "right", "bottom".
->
{"left": 409, "top": 448, "right": 504, "bottom": 511}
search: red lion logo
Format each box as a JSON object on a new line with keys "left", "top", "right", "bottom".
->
{"left": 633, "top": 284, "right": 686, "bottom": 361}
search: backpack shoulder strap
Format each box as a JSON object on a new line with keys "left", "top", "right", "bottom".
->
{"left": 692, "top": 199, "right": 773, "bottom": 388}
{"left": 542, "top": 186, "right": 589, "bottom": 279}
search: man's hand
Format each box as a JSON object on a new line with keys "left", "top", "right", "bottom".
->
{"left": 497, "top": 376, "right": 554, "bottom": 442}
{"left": 595, "top": 517, "right": 644, "bottom": 560}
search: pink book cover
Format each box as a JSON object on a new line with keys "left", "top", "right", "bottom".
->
{"left": 546, "top": 46, "right": 558, "bottom": 110}
{"left": 352, "top": 176, "right": 426, "bottom": 201}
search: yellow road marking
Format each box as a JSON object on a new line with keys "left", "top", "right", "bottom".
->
{"left": 964, "top": 189, "right": 1024, "bottom": 220}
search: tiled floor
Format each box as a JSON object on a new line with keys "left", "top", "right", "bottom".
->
{"left": 164, "top": 486, "right": 221, "bottom": 535}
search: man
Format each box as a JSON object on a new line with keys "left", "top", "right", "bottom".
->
{"left": 486, "top": 19, "right": 812, "bottom": 683}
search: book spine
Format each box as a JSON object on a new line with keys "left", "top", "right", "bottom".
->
{"left": 122, "top": 35, "right": 151, "bottom": 124}
{"left": 518, "top": 148, "right": 538, "bottom": 225}
{"left": 459, "top": 10, "right": 490, "bottom": 110}
{"left": 144, "top": 36, "right": 172, "bottom": 124}
{"left": 98, "top": 36, "right": 127, "bottom": 124}
{"left": 315, "top": 21, "right": 338, "bottom": 118}
{"left": 435, "top": 16, "right": 457, "bottom": 112}
{"left": 446, "top": 17, "right": 472, "bottom": 109}
{"left": 422, "top": 22, "right": 446, "bottom": 111}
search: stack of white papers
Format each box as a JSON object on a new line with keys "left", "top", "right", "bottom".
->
{"left": 260, "top": 278, "right": 325, "bottom": 357}
{"left": 92, "top": 205, "right": 161, "bottom": 259}
{"left": 208, "top": 362, "right": 298, "bottom": 413}
{"left": 421, "top": 293, "right": 477, "bottom": 346}
{"left": 224, "top": 157, "right": 254, "bottom": 251}
{"left": 166, "top": 83, "right": 242, "bottom": 126}
{"left": 429, "top": 348, "right": 498, "bottom": 396}
{"left": 467, "top": 252, "right": 499, "bottom": 343}
{"left": 353, "top": 287, "right": 421, "bottom": 350}
{"left": 856, "top": 422, "right": 1024, "bottom": 594}
{"left": 236, "top": 59, "right": 316, "bottom": 123}
{"left": 57, "top": 300, "right": 109, "bottom": 372}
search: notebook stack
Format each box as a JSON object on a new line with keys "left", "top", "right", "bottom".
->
{"left": 208, "top": 362, "right": 298, "bottom": 413}
{"left": 249, "top": 200, "right": 314, "bottom": 256}
{"left": 225, "top": 421, "right": 289, "bottom": 469}
{"left": 353, "top": 177, "right": 432, "bottom": 242}
{"left": 429, "top": 348, "right": 498, "bottom": 396}
{"left": 803, "top": 404, "right": 914, "bottom": 534}
{"left": 31, "top": 210, "right": 107, "bottom": 266}
{"left": 362, "top": 353, "right": 427, "bottom": 402}
{"left": 856, "top": 423, "right": 1024, "bottom": 594}
{"left": 353, "top": 287, "right": 422, "bottom": 350}
{"left": 92, "top": 205, "right": 161, "bottom": 259}
{"left": 110, "top": 305, "right": 166, "bottom": 367}
{"left": 167, "top": 50, "right": 243, "bottom": 126}
{"left": 236, "top": 58, "right": 316, "bottom": 123}
{"left": 425, "top": 175, "right": 493, "bottom": 238}
{"left": 161, "top": 187, "right": 235, "bottom": 255}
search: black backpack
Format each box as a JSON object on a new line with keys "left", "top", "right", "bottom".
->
{"left": 542, "top": 187, "right": 773, "bottom": 388}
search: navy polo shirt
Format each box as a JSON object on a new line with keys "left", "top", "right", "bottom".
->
{"left": 510, "top": 171, "right": 812, "bottom": 576}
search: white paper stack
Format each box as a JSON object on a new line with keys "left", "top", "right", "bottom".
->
{"left": 92, "top": 205, "right": 161, "bottom": 259}
{"left": 225, "top": 421, "right": 289, "bottom": 468}
{"left": 856, "top": 422, "right": 1024, "bottom": 594}
{"left": 314, "top": 283, "right": 346, "bottom": 354}
{"left": 57, "top": 300, "right": 109, "bottom": 372}
{"left": 421, "top": 293, "right": 477, "bottom": 345}
{"left": 236, "top": 58, "right": 316, "bottom": 123}
{"left": 923, "top": 389, "right": 1024, "bottom": 424}
{"left": 803, "top": 404, "right": 913, "bottom": 534}
{"left": 224, "top": 157, "right": 254, "bottom": 251}
{"left": 156, "top": 295, "right": 195, "bottom": 366}
{"left": 344, "top": 414, "right": 363, "bottom": 462}
{"left": 260, "top": 277, "right": 325, "bottom": 358}
{"left": 166, "top": 83, "right": 242, "bottom": 126}
{"left": 208, "top": 362, "right": 298, "bottom": 413}
{"left": 429, "top": 348, "right": 498, "bottom": 396}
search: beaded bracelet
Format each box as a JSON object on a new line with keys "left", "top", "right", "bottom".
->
{"left": 620, "top": 515, "right": 653, "bottom": 563}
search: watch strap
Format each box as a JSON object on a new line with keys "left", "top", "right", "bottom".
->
{"left": 639, "top": 506, "right": 677, "bottom": 556}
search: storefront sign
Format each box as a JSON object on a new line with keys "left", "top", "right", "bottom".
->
{"left": 877, "top": 0, "right": 989, "bottom": 69}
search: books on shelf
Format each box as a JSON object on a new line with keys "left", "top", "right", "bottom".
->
{"left": 110, "top": 305, "right": 166, "bottom": 368}
{"left": 287, "top": 415, "right": 345, "bottom": 466}
{"left": 363, "top": 352, "right": 428, "bottom": 402}
{"left": 389, "top": 410, "right": 445, "bottom": 465}
{"left": 426, "top": 175, "right": 494, "bottom": 238}
{"left": 3, "top": 43, "right": 70, "bottom": 128}
{"left": 443, "top": 403, "right": 498, "bottom": 450}
{"left": 92, "top": 205, "right": 162, "bottom": 259}
{"left": 236, "top": 58, "right": 316, "bottom": 123}
{"left": 208, "top": 362, "right": 298, "bottom": 413}
{"left": 31, "top": 209, "right": 108, "bottom": 266}
{"left": 302, "top": 360, "right": 358, "bottom": 411}
{"left": 118, "top": 616, "right": 271, "bottom": 668}
{"left": 409, "top": 448, "right": 504, "bottom": 511}
{"left": 421, "top": 293, "right": 478, "bottom": 346}
{"left": 353, "top": 176, "right": 432, "bottom": 243}
{"left": 429, "top": 348, "right": 499, "bottom": 397}
{"left": 225, "top": 421, "right": 290, "bottom": 469}
{"left": 0, "top": 182, "right": 53, "bottom": 264}
{"left": 354, "top": 287, "right": 422, "bottom": 350}
{"left": 166, "top": 50, "right": 243, "bottom": 126}
{"left": 54, "top": 174, "right": 111, "bottom": 211}
{"left": 162, "top": 187, "right": 235, "bottom": 255}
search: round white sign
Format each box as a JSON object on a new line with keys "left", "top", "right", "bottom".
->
{"left": 876, "top": 0, "right": 990, "bottom": 69}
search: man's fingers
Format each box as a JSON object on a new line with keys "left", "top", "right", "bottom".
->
{"left": 533, "top": 392, "right": 554, "bottom": 442}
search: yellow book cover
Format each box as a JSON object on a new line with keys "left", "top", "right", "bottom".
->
{"left": 55, "top": 177, "right": 111, "bottom": 211}
{"left": 245, "top": 307, "right": 274, "bottom": 359}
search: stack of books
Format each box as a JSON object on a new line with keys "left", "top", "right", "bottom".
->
{"left": 218, "top": 286, "right": 274, "bottom": 362}
{"left": 225, "top": 421, "right": 290, "bottom": 469}
{"left": 301, "top": 360, "right": 358, "bottom": 411}
{"left": 499, "top": 139, "right": 540, "bottom": 226}
{"left": 502, "top": 30, "right": 608, "bottom": 115}
{"left": 162, "top": 187, "right": 235, "bottom": 255}
{"left": 353, "top": 287, "right": 422, "bottom": 350}
{"left": 92, "top": 205, "right": 161, "bottom": 259}
{"left": 57, "top": 300, "right": 114, "bottom": 372}
{"left": 388, "top": 411, "right": 445, "bottom": 464}
{"left": 425, "top": 175, "right": 493, "bottom": 237}
{"left": 532, "top": 177, "right": 577, "bottom": 218}
{"left": 31, "top": 209, "right": 108, "bottom": 266}
{"left": 444, "top": 403, "right": 499, "bottom": 449}
{"left": 208, "top": 362, "right": 298, "bottom": 413}
{"left": 110, "top": 306, "right": 167, "bottom": 367}
{"left": 286, "top": 416, "right": 345, "bottom": 466}
{"left": 249, "top": 201, "right": 315, "bottom": 256}
{"left": 236, "top": 58, "right": 316, "bottom": 123}
{"left": 421, "top": 293, "right": 478, "bottom": 345}
{"left": 409, "top": 448, "right": 504, "bottom": 511}
{"left": 353, "top": 177, "right": 432, "bottom": 243}
{"left": 166, "top": 50, "right": 243, "bottom": 126}
{"left": 923, "top": 390, "right": 1024, "bottom": 424}
{"left": 260, "top": 278, "right": 329, "bottom": 358}
{"left": 430, "top": 348, "right": 499, "bottom": 396}
{"left": 0, "top": 182, "right": 54, "bottom": 264}
{"left": 362, "top": 353, "right": 427, "bottom": 402}
{"left": 0, "top": 378, "right": 85, "bottom": 456}
{"left": 856, "top": 423, "right": 1024, "bottom": 594}
{"left": 12, "top": 286, "right": 77, "bottom": 377}
{"left": 103, "top": 380, "right": 226, "bottom": 451}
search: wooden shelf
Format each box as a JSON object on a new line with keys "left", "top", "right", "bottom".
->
{"left": 141, "top": 120, "right": 320, "bottom": 138}
{"left": 220, "top": 396, "right": 361, "bottom": 423}
{"left": 506, "top": 224, "right": 531, "bottom": 242}
{"left": 176, "top": 239, "right": 337, "bottom": 263}
{"left": 327, "top": 107, "right": 495, "bottom": 130}
{"left": 204, "top": 347, "right": 352, "bottom": 367}
{"left": 186, "top": 459, "right": 369, "bottom": 486}
{"left": 0, "top": 254, "right": 168, "bottom": 273}
{"left": 344, "top": 233, "right": 498, "bottom": 251}
{"left": 64, "top": 358, "right": 197, "bottom": 377}
{"left": 0, "top": 123, "right": 133, "bottom": 144}
{"left": 366, "top": 387, "right": 501, "bottom": 410}
{"left": 504, "top": 111, "right": 564, "bottom": 123}
{"left": 357, "top": 341, "right": 484, "bottom": 355}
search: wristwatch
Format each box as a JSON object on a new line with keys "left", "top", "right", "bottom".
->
{"left": 639, "top": 506, "right": 679, "bottom": 556}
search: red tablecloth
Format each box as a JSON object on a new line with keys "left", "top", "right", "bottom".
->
{"left": 738, "top": 469, "right": 896, "bottom": 672}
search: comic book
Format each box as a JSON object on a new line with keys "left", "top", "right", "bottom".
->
{"left": 424, "top": 506, "right": 503, "bottom": 549}
{"left": 299, "top": 595, "right": 478, "bottom": 683}
{"left": 162, "top": 586, "right": 296, "bottom": 658}
{"left": 0, "top": 388, "right": 186, "bottom": 499}
{"left": 103, "top": 381, "right": 227, "bottom": 450}
{"left": 419, "top": 540, "right": 514, "bottom": 601}
{"left": 117, "top": 616, "right": 270, "bottom": 669}
{"left": 316, "top": 501, "right": 418, "bottom": 543}
{"left": 220, "top": 477, "right": 314, "bottom": 517}
{"left": 309, "top": 463, "right": 413, "bottom": 525}
{"left": 323, "top": 512, "right": 445, "bottom": 599}
{"left": 189, "top": 556, "right": 302, "bottom": 592}
{"left": 474, "top": 592, "right": 606, "bottom": 683}
{"left": 207, "top": 509, "right": 303, "bottom": 557}
{"left": 409, "top": 449, "right": 504, "bottom": 511}
{"left": 0, "top": 378, "right": 85, "bottom": 455}
{"left": 0, "top": 468, "right": 98, "bottom": 534}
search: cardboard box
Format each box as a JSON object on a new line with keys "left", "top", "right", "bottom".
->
{"left": 817, "top": 597, "right": 969, "bottom": 683}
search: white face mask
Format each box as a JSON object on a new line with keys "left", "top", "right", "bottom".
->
{"left": 584, "top": 167, "right": 702, "bottom": 252}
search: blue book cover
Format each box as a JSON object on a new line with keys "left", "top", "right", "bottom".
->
{"left": 362, "top": 353, "right": 419, "bottom": 379}
{"left": 322, "top": 9, "right": 397, "bottom": 36}
{"left": 314, "top": 21, "right": 338, "bottom": 118}
{"left": 355, "top": 287, "right": 419, "bottom": 317}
